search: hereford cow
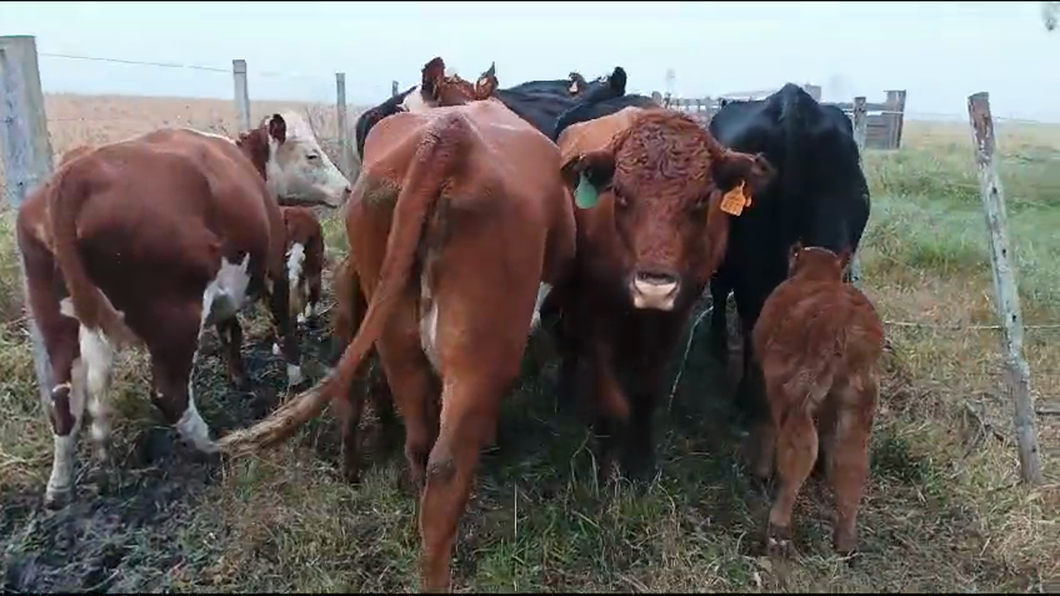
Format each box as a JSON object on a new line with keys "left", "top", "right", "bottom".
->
{"left": 279, "top": 206, "right": 326, "bottom": 325}
{"left": 553, "top": 107, "right": 775, "bottom": 481}
{"left": 218, "top": 97, "right": 576, "bottom": 592}
{"left": 707, "top": 83, "right": 871, "bottom": 428}
{"left": 17, "top": 111, "right": 351, "bottom": 509}
{"left": 353, "top": 56, "right": 500, "bottom": 161}
{"left": 746, "top": 244, "right": 884, "bottom": 558}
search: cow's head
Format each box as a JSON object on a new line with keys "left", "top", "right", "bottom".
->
{"left": 568, "top": 66, "right": 628, "bottom": 97}
{"left": 561, "top": 110, "right": 775, "bottom": 312}
{"left": 401, "top": 57, "right": 498, "bottom": 113}
{"left": 787, "top": 243, "right": 852, "bottom": 281}
{"left": 255, "top": 112, "right": 352, "bottom": 208}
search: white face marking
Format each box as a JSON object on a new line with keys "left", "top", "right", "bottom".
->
{"left": 568, "top": 81, "right": 579, "bottom": 94}
{"left": 264, "top": 111, "right": 351, "bottom": 208}
{"left": 44, "top": 358, "right": 87, "bottom": 507}
{"left": 419, "top": 268, "right": 441, "bottom": 373}
{"left": 530, "top": 282, "right": 552, "bottom": 334}
{"left": 400, "top": 87, "right": 435, "bottom": 114}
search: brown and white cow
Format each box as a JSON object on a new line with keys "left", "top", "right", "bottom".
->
{"left": 218, "top": 93, "right": 577, "bottom": 591}
{"left": 552, "top": 107, "right": 775, "bottom": 481}
{"left": 16, "top": 110, "right": 351, "bottom": 509}
{"left": 280, "top": 205, "right": 326, "bottom": 325}
{"left": 746, "top": 244, "right": 884, "bottom": 559}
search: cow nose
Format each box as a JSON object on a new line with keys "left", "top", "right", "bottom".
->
{"left": 630, "top": 270, "right": 680, "bottom": 311}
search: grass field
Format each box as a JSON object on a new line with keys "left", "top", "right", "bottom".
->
{"left": 0, "top": 93, "right": 1057, "bottom": 593}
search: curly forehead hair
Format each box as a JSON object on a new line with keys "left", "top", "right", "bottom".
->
{"left": 607, "top": 110, "right": 727, "bottom": 186}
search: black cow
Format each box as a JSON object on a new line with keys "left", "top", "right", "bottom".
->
{"left": 706, "top": 82, "right": 871, "bottom": 426}
{"left": 553, "top": 92, "right": 659, "bottom": 140}
{"left": 352, "top": 66, "right": 630, "bottom": 161}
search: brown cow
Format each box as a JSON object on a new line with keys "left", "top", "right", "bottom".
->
{"left": 553, "top": 107, "right": 775, "bottom": 482}
{"left": 17, "top": 111, "right": 352, "bottom": 509}
{"left": 746, "top": 244, "right": 884, "bottom": 558}
{"left": 218, "top": 92, "right": 577, "bottom": 591}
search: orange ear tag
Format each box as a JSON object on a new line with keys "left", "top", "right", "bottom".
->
{"left": 720, "top": 181, "right": 753, "bottom": 217}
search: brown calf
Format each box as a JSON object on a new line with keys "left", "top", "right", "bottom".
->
{"left": 17, "top": 111, "right": 351, "bottom": 509}
{"left": 747, "top": 244, "right": 885, "bottom": 558}
{"left": 553, "top": 107, "right": 775, "bottom": 481}
{"left": 219, "top": 71, "right": 576, "bottom": 591}
{"left": 279, "top": 206, "right": 325, "bottom": 325}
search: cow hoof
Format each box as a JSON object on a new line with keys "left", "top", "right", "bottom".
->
{"left": 833, "top": 529, "right": 859, "bottom": 561}
{"left": 286, "top": 364, "right": 305, "bottom": 388}
{"left": 297, "top": 313, "right": 307, "bottom": 325}
{"left": 43, "top": 488, "right": 71, "bottom": 510}
{"left": 766, "top": 523, "right": 797, "bottom": 559}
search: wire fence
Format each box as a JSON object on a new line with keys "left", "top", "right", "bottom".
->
{"left": 0, "top": 44, "right": 1056, "bottom": 478}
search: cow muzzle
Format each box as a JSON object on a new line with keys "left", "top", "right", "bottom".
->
{"left": 629, "top": 271, "right": 680, "bottom": 311}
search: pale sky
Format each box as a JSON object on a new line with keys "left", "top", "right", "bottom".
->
{"left": 2, "top": 1, "right": 1057, "bottom": 122}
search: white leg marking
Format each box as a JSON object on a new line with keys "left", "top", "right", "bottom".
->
{"left": 272, "top": 342, "right": 282, "bottom": 356}
{"left": 419, "top": 269, "right": 441, "bottom": 373}
{"left": 287, "top": 363, "right": 304, "bottom": 386}
{"left": 530, "top": 282, "right": 552, "bottom": 334}
{"left": 175, "top": 384, "right": 219, "bottom": 453}
{"left": 45, "top": 359, "right": 87, "bottom": 506}
{"left": 287, "top": 242, "right": 306, "bottom": 324}
{"left": 182, "top": 254, "right": 253, "bottom": 451}
{"left": 79, "top": 326, "right": 114, "bottom": 460}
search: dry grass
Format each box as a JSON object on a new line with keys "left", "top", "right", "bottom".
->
{"left": 0, "top": 95, "right": 1057, "bottom": 593}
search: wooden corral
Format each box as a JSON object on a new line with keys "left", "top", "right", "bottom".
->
{"left": 662, "top": 84, "right": 908, "bottom": 150}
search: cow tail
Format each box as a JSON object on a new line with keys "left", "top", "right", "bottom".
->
{"left": 50, "top": 162, "right": 126, "bottom": 339}
{"left": 218, "top": 113, "right": 466, "bottom": 455}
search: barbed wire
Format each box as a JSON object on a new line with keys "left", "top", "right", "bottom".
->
{"left": 39, "top": 52, "right": 229, "bottom": 73}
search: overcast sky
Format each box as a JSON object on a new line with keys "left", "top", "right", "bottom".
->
{"left": 2, "top": 1, "right": 1057, "bottom": 121}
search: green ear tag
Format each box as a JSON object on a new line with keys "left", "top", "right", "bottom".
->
{"left": 574, "top": 172, "right": 600, "bottom": 209}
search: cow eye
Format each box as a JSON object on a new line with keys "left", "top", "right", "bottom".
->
{"left": 307, "top": 153, "right": 320, "bottom": 161}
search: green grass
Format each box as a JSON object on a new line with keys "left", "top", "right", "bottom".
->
{"left": 0, "top": 119, "right": 1057, "bottom": 593}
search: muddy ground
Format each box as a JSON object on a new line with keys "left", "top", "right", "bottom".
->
{"left": 0, "top": 314, "right": 340, "bottom": 593}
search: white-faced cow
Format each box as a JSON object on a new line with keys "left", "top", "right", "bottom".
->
{"left": 17, "top": 110, "right": 350, "bottom": 509}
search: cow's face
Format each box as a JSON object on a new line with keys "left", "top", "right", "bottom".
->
{"left": 563, "top": 111, "right": 775, "bottom": 312}
{"left": 264, "top": 112, "right": 351, "bottom": 208}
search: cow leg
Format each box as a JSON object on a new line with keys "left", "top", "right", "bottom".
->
{"left": 216, "top": 317, "right": 248, "bottom": 390}
{"left": 588, "top": 347, "right": 628, "bottom": 486}
{"left": 78, "top": 324, "right": 116, "bottom": 467}
{"left": 708, "top": 273, "right": 731, "bottom": 365}
{"left": 766, "top": 403, "right": 817, "bottom": 559}
{"left": 366, "top": 358, "right": 401, "bottom": 455}
{"left": 829, "top": 374, "right": 876, "bottom": 556}
{"left": 377, "top": 330, "right": 438, "bottom": 493}
{"left": 265, "top": 272, "right": 303, "bottom": 388}
{"left": 332, "top": 350, "right": 372, "bottom": 483}
{"left": 732, "top": 294, "right": 771, "bottom": 429}
{"left": 302, "top": 268, "right": 323, "bottom": 324}
{"left": 147, "top": 303, "right": 218, "bottom": 456}
{"left": 419, "top": 375, "right": 502, "bottom": 593}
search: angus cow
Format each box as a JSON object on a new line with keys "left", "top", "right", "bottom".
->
{"left": 553, "top": 107, "right": 775, "bottom": 481}
{"left": 353, "top": 57, "right": 500, "bottom": 161}
{"left": 218, "top": 98, "right": 577, "bottom": 592}
{"left": 553, "top": 92, "right": 660, "bottom": 142}
{"left": 17, "top": 111, "right": 351, "bottom": 509}
{"left": 706, "top": 83, "right": 871, "bottom": 428}
{"left": 746, "top": 244, "right": 884, "bottom": 558}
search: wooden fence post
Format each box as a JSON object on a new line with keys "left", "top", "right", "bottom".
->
{"left": 0, "top": 35, "right": 59, "bottom": 407}
{"left": 232, "top": 59, "right": 251, "bottom": 132}
{"left": 334, "top": 72, "right": 354, "bottom": 178}
{"left": 852, "top": 96, "right": 868, "bottom": 153}
{"left": 391, "top": 80, "right": 399, "bottom": 98}
{"left": 966, "top": 91, "right": 1044, "bottom": 485}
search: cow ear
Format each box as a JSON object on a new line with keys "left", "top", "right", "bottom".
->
{"left": 712, "top": 149, "right": 775, "bottom": 200}
{"left": 474, "top": 62, "right": 498, "bottom": 99}
{"left": 421, "top": 56, "right": 446, "bottom": 96}
{"left": 568, "top": 72, "right": 587, "bottom": 95}
{"left": 268, "top": 114, "right": 287, "bottom": 144}
{"left": 560, "top": 150, "right": 616, "bottom": 209}
{"left": 608, "top": 66, "right": 628, "bottom": 96}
